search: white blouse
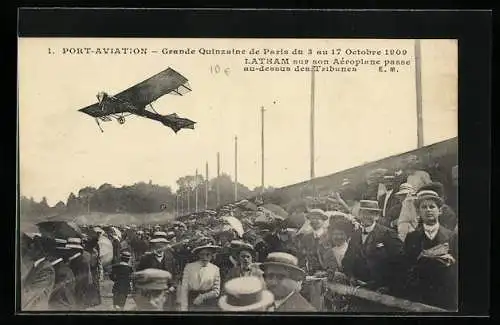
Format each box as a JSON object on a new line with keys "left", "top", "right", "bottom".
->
{"left": 179, "top": 261, "right": 220, "bottom": 311}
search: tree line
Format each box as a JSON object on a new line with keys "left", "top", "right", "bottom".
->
{"left": 20, "top": 173, "right": 277, "bottom": 219}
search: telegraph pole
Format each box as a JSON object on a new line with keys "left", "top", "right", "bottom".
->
{"left": 217, "top": 152, "right": 220, "bottom": 206}
{"left": 415, "top": 39, "right": 424, "bottom": 148}
{"left": 187, "top": 189, "right": 190, "bottom": 214}
{"left": 310, "top": 68, "right": 316, "bottom": 197}
{"left": 234, "top": 136, "right": 238, "bottom": 201}
{"left": 205, "top": 161, "right": 209, "bottom": 210}
{"left": 261, "top": 106, "right": 265, "bottom": 196}
{"left": 195, "top": 169, "right": 199, "bottom": 212}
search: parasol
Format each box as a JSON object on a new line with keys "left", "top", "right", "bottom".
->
{"left": 98, "top": 235, "right": 113, "bottom": 267}
{"left": 36, "top": 221, "right": 82, "bottom": 239}
{"left": 262, "top": 204, "right": 289, "bottom": 218}
{"left": 222, "top": 216, "right": 244, "bottom": 237}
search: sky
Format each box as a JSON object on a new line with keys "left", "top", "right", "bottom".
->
{"left": 18, "top": 38, "right": 457, "bottom": 206}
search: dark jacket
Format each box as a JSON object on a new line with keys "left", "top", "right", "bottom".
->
{"left": 110, "top": 262, "right": 132, "bottom": 294}
{"left": 69, "top": 251, "right": 93, "bottom": 308}
{"left": 403, "top": 226, "right": 457, "bottom": 310}
{"left": 21, "top": 257, "right": 56, "bottom": 311}
{"left": 378, "top": 192, "right": 402, "bottom": 228}
{"left": 342, "top": 223, "right": 405, "bottom": 293}
{"left": 275, "top": 291, "right": 317, "bottom": 312}
{"left": 137, "top": 250, "right": 176, "bottom": 279}
{"left": 48, "top": 260, "right": 77, "bottom": 311}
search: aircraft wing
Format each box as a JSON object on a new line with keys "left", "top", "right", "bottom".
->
{"left": 78, "top": 102, "right": 109, "bottom": 117}
{"left": 78, "top": 100, "right": 131, "bottom": 117}
{"left": 114, "top": 67, "right": 192, "bottom": 109}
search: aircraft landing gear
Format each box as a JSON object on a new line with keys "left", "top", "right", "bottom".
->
{"left": 117, "top": 116, "right": 125, "bottom": 124}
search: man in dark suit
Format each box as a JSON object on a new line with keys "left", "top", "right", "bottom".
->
{"left": 403, "top": 190, "right": 457, "bottom": 310}
{"left": 378, "top": 175, "right": 402, "bottom": 229}
{"left": 261, "top": 252, "right": 316, "bottom": 312}
{"left": 48, "top": 239, "right": 78, "bottom": 311}
{"left": 342, "top": 200, "right": 405, "bottom": 294}
{"left": 20, "top": 234, "right": 56, "bottom": 311}
{"left": 136, "top": 237, "right": 176, "bottom": 310}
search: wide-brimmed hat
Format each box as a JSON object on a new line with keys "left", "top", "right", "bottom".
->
{"left": 230, "top": 240, "right": 255, "bottom": 255}
{"left": 120, "top": 250, "right": 132, "bottom": 259}
{"left": 55, "top": 238, "right": 69, "bottom": 250}
{"left": 395, "top": 183, "right": 415, "bottom": 195}
{"left": 417, "top": 182, "right": 444, "bottom": 197}
{"left": 192, "top": 244, "right": 221, "bottom": 255}
{"left": 260, "top": 252, "right": 305, "bottom": 279}
{"left": 358, "top": 200, "right": 381, "bottom": 212}
{"left": 306, "top": 209, "right": 329, "bottom": 220}
{"left": 414, "top": 190, "right": 443, "bottom": 207}
{"left": 65, "top": 237, "right": 84, "bottom": 250}
{"left": 133, "top": 268, "right": 172, "bottom": 290}
{"left": 218, "top": 276, "right": 274, "bottom": 312}
{"left": 150, "top": 237, "right": 169, "bottom": 244}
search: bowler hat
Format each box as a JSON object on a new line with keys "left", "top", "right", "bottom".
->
{"left": 133, "top": 268, "right": 172, "bottom": 290}
{"left": 218, "top": 276, "right": 274, "bottom": 312}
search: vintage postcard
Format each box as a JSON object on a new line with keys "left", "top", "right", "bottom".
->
{"left": 18, "top": 37, "right": 458, "bottom": 313}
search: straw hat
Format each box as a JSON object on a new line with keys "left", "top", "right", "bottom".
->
{"left": 230, "top": 240, "right": 255, "bottom": 255}
{"left": 395, "top": 183, "right": 415, "bottom": 195}
{"left": 218, "top": 276, "right": 274, "bottom": 312}
{"left": 133, "top": 268, "right": 172, "bottom": 290}
{"left": 306, "top": 209, "right": 329, "bottom": 220}
{"left": 260, "top": 252, "right": 305, "bottom": 279}
{"left": 358, "top": 200, "right": 381, "bottom": 212}
{"left": 192, "top": 243, "right": 221, "bottom": 255}
{"left": 414, "top": 190, "right": 443, "bottom": 207}
{"left": 65, "top": 237, "right": 84, "bottom": 250}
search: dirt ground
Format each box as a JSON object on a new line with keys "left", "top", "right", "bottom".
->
{"left": 86, "top": 279, "right": 137, "bottom": 311}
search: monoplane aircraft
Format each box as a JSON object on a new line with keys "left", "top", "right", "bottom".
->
{"left": 78, "top": 67, "right": 196, "bottom": 133}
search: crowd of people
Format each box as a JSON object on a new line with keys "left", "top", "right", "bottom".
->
{"left": 20, "top": 155, "right": 458, "bottom": 312}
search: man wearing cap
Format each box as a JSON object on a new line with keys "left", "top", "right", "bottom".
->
{"left": 342, "top": 200, "right": 405, "bottom": 294}
{"left": 297, "top": 209, "right": 329, "bottom": 276}
{"left": 261, "top": 252, "right": 316, "bottom": 312}
{"left": 20, "top": 234, "right": 56, "bottom": 311}
{"left": 133, "top": 268, "right": 173, "bottom": 311}
{"left": 48, "top": 238, "right": 78, "bottom": 311}
{"left": 66, "top": 237, "right": 93, "bottom": 310}
{"left": 136, "top": 233, "right": 176, "bottom": 310}
{"left": 403, "top": 190, "right": 457, "bottom": 310}
{"left": 418, "top": 182, "right": 457, "bottom": 231}
{"left": 110, "top": 251, "right": 133, "bottom": 310}
{"left": 179, "top": 242, "right": 221, "bottom": 311}
{"left": 224, "top": 240, "right": 264, "bottom": 283}
{"left": 218, "top": 276, "right": 274, "bottom": 312}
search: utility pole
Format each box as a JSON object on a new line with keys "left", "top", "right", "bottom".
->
{"left": 176, "top": 194, "right": 179, "bottom": 218}
{"left": 205, "top": 161, "right": 209, "bottom": 210}
{"left": 415, "top": 39, "right": 424, "bottom": 148}
{"left": 234, "top": 136, "right": 238, "bottom": 201}
{"left": 187, "top": 189, "right": 190, "bottom": 214}
{"left": 261, "top": 106, "right": 265, "bottom": 196}
{"left": 217, "top": 152, "right": 220, "bottom": 206}
{"left": 195, "top": 169, "right": 199, "bottom": 212}
{"left": 310, "top": 68, "right": 316, "bottom": 197}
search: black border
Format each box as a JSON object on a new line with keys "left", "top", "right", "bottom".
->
{"left": 13, "top": 8, "right": 491, "bottom": 319}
